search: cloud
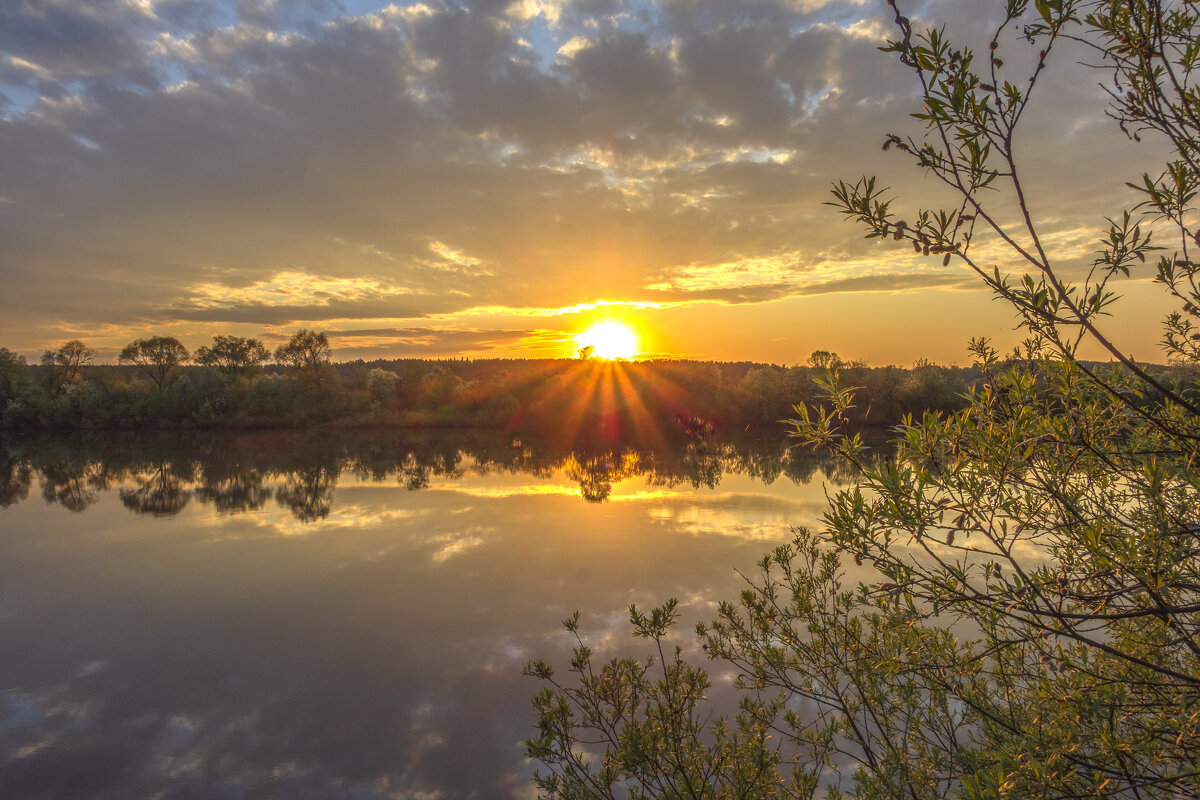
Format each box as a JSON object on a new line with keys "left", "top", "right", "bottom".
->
{"left": 643, "top": 270, "right": 972, "bottom": 305}
{"left": 324, "top": 325, "right": 557, "bottom": 357}
{"left": 0, "top": 1, "right": 159, "bottom": 87}
{"left": 0, "top": 0, "right": 1165, "bottom": 361}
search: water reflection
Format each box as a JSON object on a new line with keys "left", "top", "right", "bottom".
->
{"left": 3, "top": 429, "right": 862, "bottom": 520}
{"left": 119, "top": 461, "right": 192, "bottom": 517}
{"left": 0, "top": 453, "right": 30, "bottom": 508}
{"left": 38, "top": 455, "right": 107, "bottom": 513}
{"left": 0, "top": 428, "right": 866, "bottom": 800}
{"left": 275, "top": 465, "right": 338, "bottom": 521}
{"left": 194, "top": 463, "right": 271, "bottom": 514}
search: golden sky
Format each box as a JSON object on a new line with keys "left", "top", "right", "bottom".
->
{"left": 0, "top": 0, "right": 1175, "bottom": 365}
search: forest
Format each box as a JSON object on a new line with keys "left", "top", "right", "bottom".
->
{"left": 2, "top": 334, "right": 1190, "bottom": 435}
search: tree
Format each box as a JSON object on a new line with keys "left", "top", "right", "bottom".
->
{"left": 0, "top": 347, "right": 29, "bottom": 400}
{"left": 194, "top": 335, "right": 270, "bottom": 377}
{"left": 577, "top": 344, "right": 596, "bottom": 360}
{"left": 806, "top": 350, "right": 842, "bottom": 370}
{"left": 40, "top": 339, "right": 94, "bottom": 395}
{"left": 119, "top": 336, "right": 190, "bottom": 391}
{"left": 527, "top": 2, "right": 1200, "bottom": 797}
{"left": 365, "top": 367, "right": 400, "bottom": 404}
{"left": 274, "top": 329, "right": 332, "bottom": 383}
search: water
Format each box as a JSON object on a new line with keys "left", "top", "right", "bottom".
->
{"left": 0, "top": 429, "right": 856, "bottom": 799}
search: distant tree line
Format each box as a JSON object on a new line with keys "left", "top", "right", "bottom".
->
{"left": 0, "top": 333, "right": 1189, "bottom": 434}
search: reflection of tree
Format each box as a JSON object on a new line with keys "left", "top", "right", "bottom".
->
{"left": 678, "top": 442, "right": 722, "bottom": 490}
{"left": 0, "top": 455, "right": 31, "bottom": 508}
{"left": 563, "top": 452, "right": 641, "bottom": 504}
{"left": 39, "top": 458, "right": 107, "bottom": 513}
{"left": 6, "top": 427, "right": 861, "bottom": 514}
{"left": 397, "top": 447, "right": 464, "bottom": 491}
{"left": 349, "top": 445, "right": 395, "bottom": 482}
{"left": 730, "top": 439, "right": 789, "bottom": 485}
{"left": 119, "top": 462, "right": 191, "bottom": 517}
{"left": 400, "top": 461, "right": 430, "bottom": 491}
{"left": 275, "top": 466, "right": 337, "bottom": 522}
{"left": 195, "top": 465, "right": 271, "bottom": 514}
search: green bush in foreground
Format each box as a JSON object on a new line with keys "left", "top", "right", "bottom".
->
{"left": 526, "top": 1, "right": 1200, "bottom": 797}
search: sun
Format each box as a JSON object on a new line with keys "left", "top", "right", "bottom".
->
{"left": 577, "top": 321, "right": 640, "bottom": 360}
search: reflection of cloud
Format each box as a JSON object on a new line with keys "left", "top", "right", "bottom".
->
{"left": 647, "top": 494, "right": 830, "bottom": 538}
{"left": 443, "top": 484, "right": 581, "bottom": 498}
{"left": 205, "top": 503, "right": 435, "bottom": 539}
{"left": 429, "top": 526, "right": 494, "bottom": 563}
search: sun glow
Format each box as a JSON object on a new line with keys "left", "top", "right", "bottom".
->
{"left": 577, "top": 321, "right": 640, "bottom": 360}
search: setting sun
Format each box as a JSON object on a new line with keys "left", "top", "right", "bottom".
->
{"left": 577, "top": 321, "right": 640, "bottom": 360}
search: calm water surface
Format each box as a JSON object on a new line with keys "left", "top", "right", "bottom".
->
{"left": 0, "top": 429, "right": 856, "bottom": 799}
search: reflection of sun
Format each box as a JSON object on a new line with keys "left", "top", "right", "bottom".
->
{"left": 577, "top": 321, "right": 639, "bottom": 360}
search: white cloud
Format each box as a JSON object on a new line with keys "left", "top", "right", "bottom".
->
{"left": 555, "top": 34, "right": 590, "bottom": 59}
{"left": 506, "top": 0, "right": 569, "bottom": 26}
{"left": 184, "top": 272, "right": 412, "bottom": 310}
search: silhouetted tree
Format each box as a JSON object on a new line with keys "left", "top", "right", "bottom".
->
{"left": 806, "top": 349, "right": 842, "bottom": 370}
{"left": 194, "top": 335, "right": 270, "bottom": 376}
{"left": 0, "top": 348, "right": 29, "bottom": 401}
{"left": 119, "top": 336, "right": 190, "bottom": 391}
{"left": 274, "top": 329, "right": 332, "bottom": 384}
{"left": 40, "top": 339, "right": 93, "bottom": 395}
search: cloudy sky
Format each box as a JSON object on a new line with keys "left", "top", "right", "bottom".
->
{"left": 0, "top": 0, "right": 1173, "bottom": 364}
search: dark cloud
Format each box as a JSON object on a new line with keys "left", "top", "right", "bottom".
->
{"left": 152, "top": 0, "right": 223, "bottom": 30}
{"left": 0, "top": 1, "right": 145, "bottom": 75}
{"left": 236, "top": 0, "right": 346, "bottom": 30}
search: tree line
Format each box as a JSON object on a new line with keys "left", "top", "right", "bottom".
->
{"left": 1, "top": 333, "right": 1190, "bottom": 435}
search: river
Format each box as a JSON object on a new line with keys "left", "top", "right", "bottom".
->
{"left": 0, "top": 428, "right": 859, "bottom": 799}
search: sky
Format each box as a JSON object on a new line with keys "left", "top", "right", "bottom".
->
{"left": 0, "top": 0, "right": 1177, "bottom": 365}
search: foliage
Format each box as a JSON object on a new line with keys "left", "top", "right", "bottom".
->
{"left": 119, "top": 335, "right": 190, "bottom": 391}
{"left": 525, "top": 601, "right": 785, "bottom": 800}
{"left": 194, "top": 334, "right": 270, "bottom": 376}
{"left": 274, "top": 329, "right": 332, "bottom": 381}
{"left": 0, "top": 347, "right": 1173, "bottom": 433}
{"left": 40, "top": 339, "right": 94, "bottom": 395}
{"left": 365, "top": 367, "right": 400, "bottom": 404}
{"left": 806, "top": 350, "right": 843, "bottom": 371}
{"left": 0, "top": 348, "right": 29, "bottom": 421}
{"left": 526, "top": 2, "right": 1200, "bottom": 799}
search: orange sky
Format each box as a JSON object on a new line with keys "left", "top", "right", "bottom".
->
{"left": 0, "top": 0, "right": 1177, "bottom": 366}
